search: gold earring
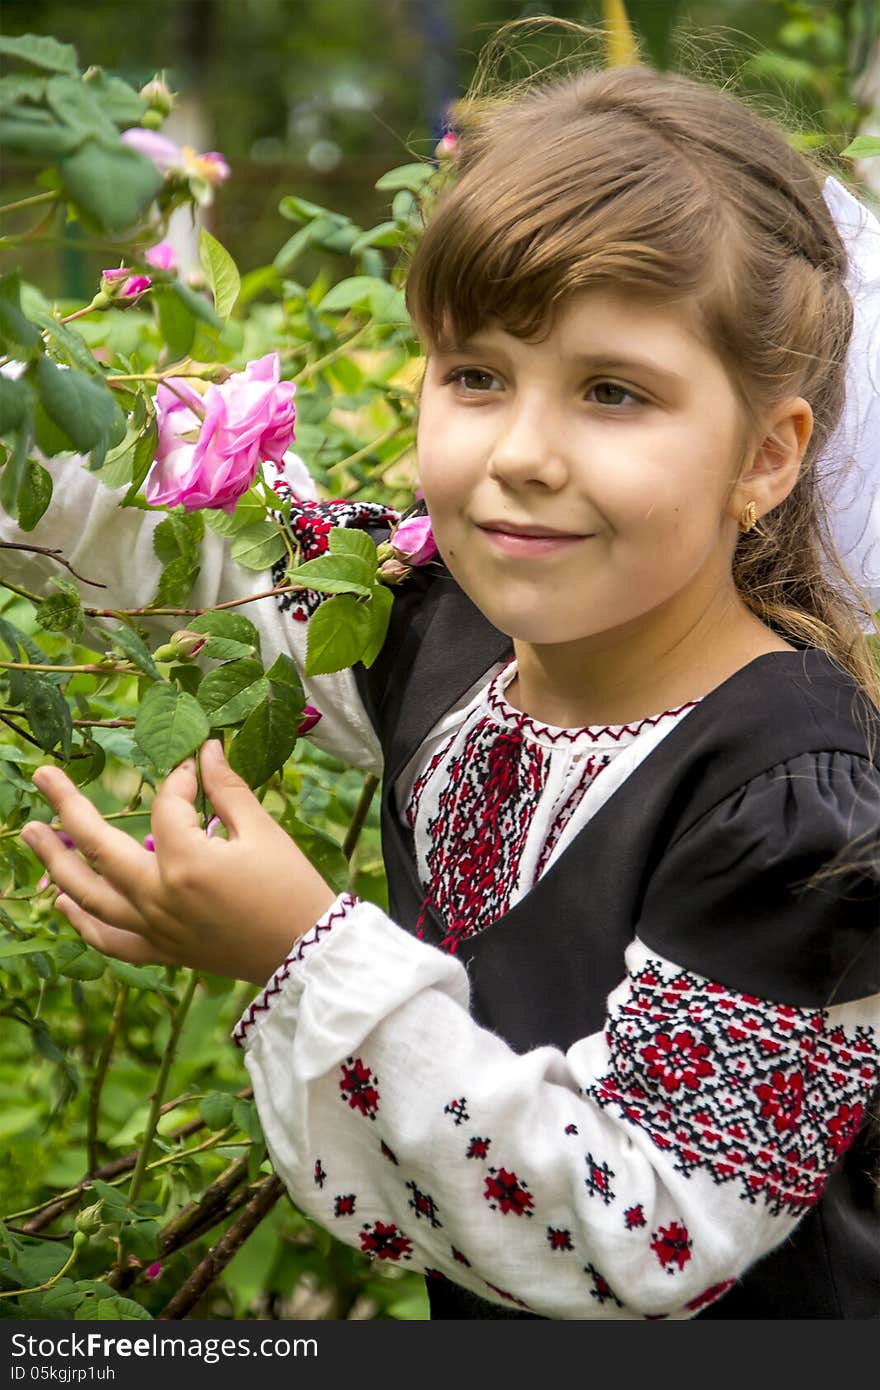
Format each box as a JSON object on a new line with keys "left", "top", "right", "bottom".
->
{"left": 738, "top": 500, "right": 758, "bottom": 533}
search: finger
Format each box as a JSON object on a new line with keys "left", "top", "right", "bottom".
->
{"left": 154, "top": 740, "right": 255, "bottom": 843}
{"left": 55, "top": 894, "right": 171, "bottom": 966}
{"left": 20, "top": 823, "right": 152, "bottom": 933}
{"left": 30, "top": 767, "right": 150, "bottom": 888}
{"left": 149, "top": 756, "right": 206, "bottom": 857}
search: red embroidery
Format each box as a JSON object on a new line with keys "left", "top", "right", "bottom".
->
{"left": 339, "top": 1057, "right": 380, "bottom": 1120}
{"left": 591, "top": 958, "right": 879, "bottom": 1218}
{"left": 334, "top": 1194, "right": 356, "bottom": 1217}
{"left": 651, "top": 1221, "right": 693, "bottom": 1273}
{"left": 466, "top": 1136, "right": 491, "bottom": 1159}
{"left": 484, "top": 1167, "right": 534, "bottom": 1216}
{"left": 359, "top": 1221, "right": 413, "bottom": 1261}
{"left": 584, "top": 1262, "right": 623, "bottom": 1306}
{"left": 547, "top": 1227, "right": 574, "bottom": 1251}
{"left": 406, "top": 1181, "right": 442, "bottom": 1228}
{"left": 686, "top": 1279, "right": 736, "bottom": 1311}
{"left": 624, "top": 1204, "right": 646, "bottom": 1229}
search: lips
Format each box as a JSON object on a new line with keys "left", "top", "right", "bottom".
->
{"left": 477, "top": 520, "right": 590, "bottom": 540}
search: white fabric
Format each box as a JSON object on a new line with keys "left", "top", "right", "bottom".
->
{"left": 820, "top": 176, "right": 880, "bottom": 615}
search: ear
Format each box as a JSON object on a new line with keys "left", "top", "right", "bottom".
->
{"left": 729, "top": 396, "right": 813, "bottom": 525}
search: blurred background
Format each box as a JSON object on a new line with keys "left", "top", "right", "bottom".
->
{"left": 3, "top": 0, "right": 878, "bottom": 298}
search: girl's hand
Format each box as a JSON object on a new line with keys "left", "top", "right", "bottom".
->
{"left": 19, "top": 739, "right": 337, "bottom": 985}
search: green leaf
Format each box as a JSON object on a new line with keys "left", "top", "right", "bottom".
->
{"left": 360, "top": 581, "right": 394, "bottom": 668}
{"left": 0, "top": 273, "right": 42, "bottom": 358}
{"left": 79, "top": 68, "right": 146, "bottom": 127}
{"left": 196, "top": 659, "right": 268, "bottom": 727}
{"left": 46, "top": 75, "right": 119, "bottom": 140}
{"left": 153, "top": 511, "right": 203, "bottom": 565}
{"left": 153, "top": 555, "right": 200, "bottom": 606}
{"left": 93, "top": 1295, "right": 152, "bottom": 1320}
{"left": 34, "top": 314, "right": 102, "bottom": 376}
{"left": 17, "top": 460, "right": 53, "bottom": 532}
{"left": 328, "top": 526, "right": 379, "bottom": 569}
{"left": 188, "top": 609, "right": 260, "bottom": 653}
{"left": 283, "top": 815, "right": 349, "bottom": 894}
{"left": 0, "top": 74, "right": 47, "bottom": 109}
{"left": 201, "top": 636, "right": 254, "bottom": 661}
{"left": 0, "top": 34, "right": 79, "bottom": 74}
{"left": 305, "top": 593, "right": 373, "bottom": 676}
{"left": 228, "top": 680, "right": 303, "bottom": 788}
{"left": 0, "top": 373, "right": 34, "bottom": 434}
{"left": 199, "top": 227, "right": 241, "bottom": 320}
{"left": 316, "top": 272, "right": 392, "bottom": 314}
{"left": 0, "top": 114, "right": 79, "bottom": 159}
{"left": 293, "top": 552, "right": 374, "bottom": 596}
{"left": 35, "top": 356, "right": 126, "bottom": 468}
{"left": 375, "top": 161, "right": 436, "bottom": 192}
{"left": 36, "top": 576, "right": 83, "bottom": 637}
{"left": 230, "top": 521, "right": 287, "bottom": 571}
{"left": 265, "top": 652, "right": 301, "bottom": 689}
{"left": 133, "top": 681, "right": 211, "bottom": 774}
{"left": 107, "top": 624, "right": 161, "bottom": 680}
{"left": 232, "top": 1097, "right": 264, "bottom": 1144}
{"left": 0, "top": 936, "right": 61, "bottom": 961}
{"left": 278, "top": 194, "right": 335, "bottom": 222}
{"left": 199, "top": 1090, "right": 235, "bottom": 1130}
{"left": 351, "top": 220, "right": 404, "bottom": 252}
{"left": 67, "top": 738, "right": 106, "bottom": 787}
{"left": 22, "top": 675, "right": 73, "bottom": 756}
{"left": 154, "top": 287, "right": 195, "bottom": 365}
{"left": 56, "top": 940, "right": 105, "bottom": 980}
{"left": 105, "top": 959, "right": 178, "bottom": 996}
{"left": 203, "top": 488, "right": 267, "bottom": 535}
{"left": 841, "top": 135, "right": 880, "bottom": 159}
{"left": 123, "top": 415, "right": 159, "bottom": 505}
{"left": 59, "top": 137, "right": 164, "bottom": 233}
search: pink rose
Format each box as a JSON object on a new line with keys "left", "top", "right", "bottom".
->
{"left": 391, "top": 514, "right": 437, "bottom": 565}
{"left": 101, "top": 266, "right": 152, "bottom": 301}
{"left": 146, "top": 353, "right": 296, "bottom": 513}
{"left": 144, "top": 241, "right": 178, "bottom": 272}
{"left": 121, "top": 129, "right": 230, "bottom": 205}
{"left": 296, "top": 705, "right": 323, "bottom": 735}
{"left": 121, "top": 127, "right": 182, "bottom": 172}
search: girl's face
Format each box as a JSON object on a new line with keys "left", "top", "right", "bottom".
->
{"left": 416, "top": 289, "right": 755, "bottom": 655}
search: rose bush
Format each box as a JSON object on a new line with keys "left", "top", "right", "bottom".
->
{"left": 0, "top": 29, "right": 436, "bottom": 1322}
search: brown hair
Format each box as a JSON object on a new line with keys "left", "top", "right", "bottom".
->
{"left": 405, "top": 48, "right": 880, "bottom": 713}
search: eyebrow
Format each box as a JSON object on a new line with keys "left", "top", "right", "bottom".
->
{"left": 435, "top": 339, "right": 688, "bottom": 389}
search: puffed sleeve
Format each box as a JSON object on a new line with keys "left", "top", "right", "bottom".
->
{"left": 0, "top": 454, "right": 399, "bottom": 773}
{"left": 231, "top": 753, "right": 880, "bottom": 1319}
{"left": 635, "top": 750, "right": 880, "bottom": 1007}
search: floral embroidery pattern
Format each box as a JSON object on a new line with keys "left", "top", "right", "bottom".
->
{"left": 339, "top": 1057, "right": 380, "bottom": 1120}
{"left": 590, "top": 958, "right": 879, "bottom": 1217}
{"left": 271, "top": 496, "right": 397, "bottom": 621}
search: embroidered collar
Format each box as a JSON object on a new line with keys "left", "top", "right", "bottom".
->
{"left": 485, "top": 662, "right": 702, "bottom": 750}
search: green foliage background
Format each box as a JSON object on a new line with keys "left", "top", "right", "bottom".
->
{"left": 0, "top": 0, "right": 877, "bottom": 1322}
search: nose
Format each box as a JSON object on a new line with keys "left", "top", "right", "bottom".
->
{"left": 486, "top": 394, "right": 569, "bottom": 491}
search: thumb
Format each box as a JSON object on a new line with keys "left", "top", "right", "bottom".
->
{"left": 196, "top": 738, "right": 260, "bottom": 837}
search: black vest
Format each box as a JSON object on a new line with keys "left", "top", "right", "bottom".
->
{"left": 355, "top": 568, "right": 880, "bottom": 1320}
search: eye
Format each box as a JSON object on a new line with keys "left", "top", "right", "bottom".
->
{"left": 587, "top": 380, "right": 643, "bottom": 407}
{"left": 444, "top": 367, "right": 502, "bottom": 393}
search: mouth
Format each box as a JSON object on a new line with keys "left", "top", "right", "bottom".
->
{"left": 475, "top": 521, "right": 593, "bottom": 557}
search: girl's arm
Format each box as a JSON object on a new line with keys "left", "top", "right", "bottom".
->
{"left": 22, "top": 740, "right": 880, "bottom": 1320}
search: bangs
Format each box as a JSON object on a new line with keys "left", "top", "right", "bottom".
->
{"left": 406, "top": 106, "right": 729, "bottom": 349}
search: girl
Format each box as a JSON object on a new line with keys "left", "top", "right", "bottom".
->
{"left": 8, "top": 61, "right": 880, "bottom": 1320}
